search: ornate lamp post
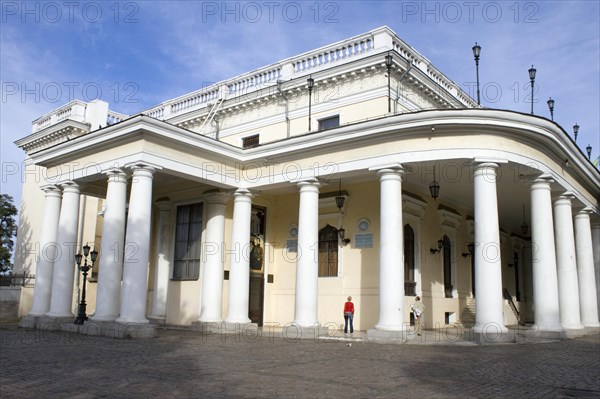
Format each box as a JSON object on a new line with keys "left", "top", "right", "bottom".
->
{"left": 385, "top": 52, "right": 393, "bottom": 113}
{"left": 74, "top": 243, "right": 98, "bottom": 325}
{"left": 586, "top": 144, "right": 592, "bottom": 160}
{"left": 528, "top": 65, "right": 536, "bottom": 115}
{"left": 547, "top": 97, "right": 554, "bottom": 120}
{"left": 307, "top": 76, "right": 314, "bottom": 132}
{"left": 472, "top": 42, "right": 481, "bottom": 105}
{"left": 573, "top": 123, "right": 579, "bottom": 143}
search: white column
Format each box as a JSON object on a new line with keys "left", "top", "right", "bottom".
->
{"left": 591, "top": 221, "right": 600, "bottom": 321}
{"left": 472, "top": 163, "right": 507, "bottom": 333}
{"left": 530, "top": 178, "right": 563, "bottom": 331}
{"left": 225, "top": 188, "right": 253, "bottom": 324}
{"left": 92, "top": 169, "right": 128, "bottom": 321}
{"left": 198, "top": 192, "right": 230, "bottom": 322}
{"left": 47, "top": 182, "right": 80, "bottom": 317}
{"left": 116, "top": 165, "right": 156, "bottom": 324}
{"left": 149, "top": 197, "right": 172, "bottom": 320}
{"left": 574, "top": 209, "right": 600, "bottom": 327}
{"left": 294, "top": 178, "right": 320, "bottom": 327}
{"left": 374, "top": 168, "right": 404, "bottom": 331}
{"left": 28, "top": 186, "right": 62, "bottom": 316}
{"left": 553, "top": 194, "right": 583, "bottom": 330}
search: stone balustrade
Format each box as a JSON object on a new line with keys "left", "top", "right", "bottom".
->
{"left": 28, "top": 27, "right": 478, "bottom": 134}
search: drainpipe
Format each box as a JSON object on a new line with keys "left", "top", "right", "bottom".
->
{"left": 212, "top": 115, "right": 220, "bottom": 140}
{"left": 394, "top": 64, "right": 413, "bottom": 114}
{"left": 277, "top": 80, "right": 290, "bottom": 138}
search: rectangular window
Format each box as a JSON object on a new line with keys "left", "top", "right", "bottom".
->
{"left": 172, "top": 203, "right": 203, "bottom": 280}
{"left": 318, "top": 115, "right": 340, "bottom": 131}
{"left": 242, "top": 134, "right": 260, "bottom": 149}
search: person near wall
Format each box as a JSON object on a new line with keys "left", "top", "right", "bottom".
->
{"left": 343, "top": 296, "right": 355, "bottom": 335}
{"left": 411, "top": 296, "right": 425, "bottom": 336}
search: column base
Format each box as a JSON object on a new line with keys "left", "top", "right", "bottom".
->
{"left": 464, "top": 328, "right": 515, "bottom": 344}
{"left": 115, "top": 317, "right": 149, "bottom": 325}
{"left": 281, "top": 323, "right": 329, "bottom": 340}
{"left": 147, "top": 316, "right": 166, "bottom": 325}
{"left": 366, "top": 328, "right": 409, "bottom": 343}
{"left": 90, "top": 314, "right": 119, "bottom": 322}
{"left": 190, "top": 321, "right": 259, "bottom": 335}
{"left": 33, "top": 315, "right": 75, "bottom": 330}
{"left": 19, "top": 315, "right": 38, "bottom": 329}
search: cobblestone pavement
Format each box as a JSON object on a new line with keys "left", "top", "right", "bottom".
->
{"left": 1, "top": 323, "right": 599, "bottom": 399}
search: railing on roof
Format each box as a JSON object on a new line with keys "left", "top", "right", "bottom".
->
{"left": 31, "top": 100, "right": 88, "bottom": 133}
{"left": 291, "top": 37, "right": 373, "bottom": 73}
{"left": 107, "top": 110, "right": 128, "bottom": 125}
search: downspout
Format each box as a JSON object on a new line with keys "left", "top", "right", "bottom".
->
{"left": 212, "top": 115, "right": 220, "bottom": 140}
{"left": 277, "top": 80, "right": 290, "bottom": 138}
{"left": 394, "top": 64, "right": 413, "bottom": 114}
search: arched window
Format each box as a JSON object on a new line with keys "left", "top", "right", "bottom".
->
{"left": 318, "top": 225, "right": 338, "bottom": 277}
{"left": 404, "top": 224, "right": 416, "bottom": 296}
{"left": 443, "top": 235, "right": 452, "bottom": 298}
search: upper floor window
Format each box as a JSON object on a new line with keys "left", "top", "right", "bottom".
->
{"left": 172, "top": 203, "right": 203, "bottom": 280}
{"left": 242, "top": 134, "right": 260, "bottom": 149}
{"left": 318, "top": 115, "right": 340, "bottom": 131}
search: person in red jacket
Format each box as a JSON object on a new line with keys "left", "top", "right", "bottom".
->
{"left": 343, "top": 296, "right": 355, "bottom": 335}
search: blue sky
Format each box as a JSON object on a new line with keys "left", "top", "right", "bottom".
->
{"left": 1, "top": 1, "right": 599, "bottom": 208}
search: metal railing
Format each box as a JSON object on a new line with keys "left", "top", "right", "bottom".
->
{"left": 0, "top": 274, "right": 35, "bottom": 287}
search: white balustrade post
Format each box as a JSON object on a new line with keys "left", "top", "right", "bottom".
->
{"left": 28, "top": 186, "right": 62, "bottom": 316}
{"left": 116, "top": 165, "right": 157, "bottom": 324}
{"left": 149, "top": 198, "right": 172, "bottom": 321}
{"left": 294, "top": 178, "right": 320, "bottom": 328}
{"left": 47, "top": 182, "right": 80, "bottom": 318}
{"left": 225, "top": 188, "right": 253, "bottom": 324}
{"left": 553, "top": 194, "right": 583, "bottom": 330}
{"left": 374, "top": 168, "right": 405, "bottom": 331}
{"left": 473, "top": 163, "right": 507, "bottom": 333}
{"left": 574, "top": 209, "right": 600, "bottom": 327}
{"left": 198, "top": 192, "right": 230, "bottom": 322}
{"left": 530, "top": 178, "right": 563, "bottom": 332}
{"left": 92, "top": 169, "right": 128, "bottom": 321}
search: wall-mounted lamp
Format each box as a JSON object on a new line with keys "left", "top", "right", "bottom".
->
{"left": 336, "top": 179, "right": 350, "bottom": 246}
{"left": 462, "top": 242, "right": 475, "bottom": 258}
{"left": 430, "top": 239, "right": 444, "bottom": 254}
{"left": 429, "top": 164, "right": 440, "bottom": 200}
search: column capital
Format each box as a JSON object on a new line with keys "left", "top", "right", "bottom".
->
{"left": 297, "top": 178, "right": 321, "bottom": 190}
{"left": 104, "top": 168, "right": 128, "bottom": 182}
{"left": 203, "top": 190, "right": 230, "bottom": 205}
{"left": 124, "top": 161, "right": 162, "bottom": 174}
{"left": 233, "top": 188, "right": 254, "bottom": 201}
{"left": 154, "top": 197, "right": 171, "bottom": 211}
{"left": 40, "top": 184, "right": 62, "bottom": 196}
{"left": 60, "top": 181, "right": 79, "bottom": 193}
{"left": 575, "top": 207, "right": 593, "bottom": 218}
{"left": 553, "top": 192, "right": 575, "bottom": 205}
{"left": 369, "top": 163, "right": 403, "bottom": 175}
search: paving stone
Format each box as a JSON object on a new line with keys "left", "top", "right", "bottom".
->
{"left": 1, "top": 323, "right": 598, "bottom": 398}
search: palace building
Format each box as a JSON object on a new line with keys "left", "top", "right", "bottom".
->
{"left": 13, "top": 27, "right": 600, "bottom": 341}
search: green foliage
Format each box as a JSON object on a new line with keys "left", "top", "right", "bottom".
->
{"left": 0, "top": 194, "right": 18, "bottom": 273}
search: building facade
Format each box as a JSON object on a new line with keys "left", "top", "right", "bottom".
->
{"left": 14, "top": 27, "right": 600, "bottom": 339}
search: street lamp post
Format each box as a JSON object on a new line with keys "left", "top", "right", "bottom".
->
{"left": 385, "top": 52, "right": 393, "bottom": 113}
{"left": 547, "top": 97, "right": 554, "bottom": 120}
{"left": 74, "top": 243, "right": 98, "bottom": 325}
{"left": 573, "top": 123, "right": 579, "bottom": 143}
{"left": 586, "top": 145, "right": 592, "bottom": 160}
{"left": 307, "top": 76, "right": 314, "bottom": 132}
{"left": 528, "top": 65, "right": 536, "bottom": 115}
{"left": 472, "top": 42, "right": 481, "bottom": 105}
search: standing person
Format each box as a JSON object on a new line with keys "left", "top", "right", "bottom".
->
{"left": 411, "top": 296, "right": 425, "bottom": 336}
{"left": 343, "top": 296, "right": 355, "bottom": 335}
